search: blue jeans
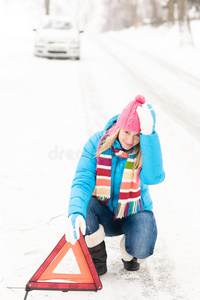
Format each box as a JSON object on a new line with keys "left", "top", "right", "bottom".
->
{"left": 86, "top": 197, "right": 157, "bottom": 259}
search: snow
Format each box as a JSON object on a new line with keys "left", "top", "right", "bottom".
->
{"left": 1, "top": 7, "right": 200, "bottom": 300}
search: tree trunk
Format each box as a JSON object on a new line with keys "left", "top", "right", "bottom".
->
{"left": 131, "top": 1, "right": 138, "bottom": 26}
{"left": 177, "top": 0, "right": 194, "bottom": 46}
{"left": 177, "top": 0, "right": 185, "bottom": 27}
{"left": 45, "top": 0, "right": 50, "bottom": 15}
{"left": 168, "top": 0, "right": 174, "bottom": 25}
{"left": 150, "top": 0, "right": 158, "bottom": 26}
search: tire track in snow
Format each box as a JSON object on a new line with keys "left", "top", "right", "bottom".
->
{"left": 92, "top": 34, "right": 200, "bottom": 143}
{"left": 78, "top": 64, "right": 106, "bottom": 137}
{"left": 105, "top": 236, "right": 188, "bottom": 300}
{"left": 77, "top": 49, "right": 109, "bottom": 138}
{"left": 107, "top": 34, "right": 200, "bottom": 90}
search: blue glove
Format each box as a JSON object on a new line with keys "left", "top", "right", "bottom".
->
{"left": 137, "top": 103, "right": 156, "bottom": 135}
{"left": 147, "top": 104, "right": 156, "bottom": 133}
{"left": 65, "top": 213, "right": 86, "bottom": 245}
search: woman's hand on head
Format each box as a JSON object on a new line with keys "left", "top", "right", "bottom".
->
{"left": 137, "top": 104, "right": 156, "bottom": 135}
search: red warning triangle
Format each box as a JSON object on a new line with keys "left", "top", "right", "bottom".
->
{"left": 25, "top": 232, "right": 102, "bottom": 294}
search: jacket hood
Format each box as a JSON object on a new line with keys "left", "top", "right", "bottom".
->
{"left": 102, "top": 115, "right": 119, "bottom": 134}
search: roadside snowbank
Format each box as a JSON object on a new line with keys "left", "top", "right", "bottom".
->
{"left": 107, "top": 20, "right": 200, "bottom": 79}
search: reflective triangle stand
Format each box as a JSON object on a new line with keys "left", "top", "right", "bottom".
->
{"left": 24, "top": 232, "right": 102, "bottom": 299}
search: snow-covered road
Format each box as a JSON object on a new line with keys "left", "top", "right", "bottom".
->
{"left": 1, "top": 27, "right": 200, "bottom": 300}
{"left": 93, "top": 32, "right": 200, "bottom": 141}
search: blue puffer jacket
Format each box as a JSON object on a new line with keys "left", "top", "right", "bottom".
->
{"left": 68, "top": 115, "right": 165, "bottom": 219}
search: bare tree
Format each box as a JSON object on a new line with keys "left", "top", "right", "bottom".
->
{"left": 189, "top": 0, "right": 200, "bottom": 18}
{"left": 148, "top": 0, "right": 165, "bottom": 26}
{"left": 177, "top": 0, "right": 186, "bottom": 24}
{"left": 177, "top": 0, "right": 194, "bottom": 45}
{"left": 168, "top": 0, "right": 175, "bottom": 25}
{"left": 130, "top": 0, "right": 139, "bottom": 26}
{"left": 45, "top": 0, "right": 50, "bottom": 15}
{"left": 150, "top": 0, "right": 159, "bottom": 25}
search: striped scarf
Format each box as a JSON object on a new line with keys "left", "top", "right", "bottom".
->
{"left": 92, "top": 147, "right": 142, "bottom": 219}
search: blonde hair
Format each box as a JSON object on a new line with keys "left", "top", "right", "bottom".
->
{"left": 96, "top": 128, "right": 142, "bottom": 171}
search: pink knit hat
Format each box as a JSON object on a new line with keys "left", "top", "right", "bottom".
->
{"left": 109, "top": 94, "right": 145, "bottom": 135}
{"left": 96, "top": 95, "right": 145, "bottom": 157}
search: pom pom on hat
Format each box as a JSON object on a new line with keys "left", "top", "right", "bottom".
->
{"left": 109, "top": 94, "right": 145, "bottom": 135}
{"left": 134, "top": 95, "right": 145, "bottom": 105}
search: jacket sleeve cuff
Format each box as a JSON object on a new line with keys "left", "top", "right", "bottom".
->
{"left": 140, "top": 132, "right": 165, "bottom": 185}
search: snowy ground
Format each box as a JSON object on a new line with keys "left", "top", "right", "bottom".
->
{"left": 1, "top": 18, "right": 200, "bottom": 300}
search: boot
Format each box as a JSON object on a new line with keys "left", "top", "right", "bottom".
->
{"left": 120, "top": 235, "right": 140, "bottom": 271}
{"left": 88, "top": 241, "right": 107, "bottom": 276}
{"left": 85, "top": 225, "right": 107, "bottom": 276}
{"left": 122, "top": 257, "right": 140, "bottom": 271}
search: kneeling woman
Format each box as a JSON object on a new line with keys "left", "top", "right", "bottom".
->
{"left": 66, "top": 95, "right": 165, "bottom": 276}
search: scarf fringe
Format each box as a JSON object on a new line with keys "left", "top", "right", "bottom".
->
{"left": 115, "top": 199, "right": 143, "bottom": 219}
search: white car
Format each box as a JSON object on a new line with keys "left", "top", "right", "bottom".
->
{"left": 34, "top": 17, "right": 80, "bottom": 60}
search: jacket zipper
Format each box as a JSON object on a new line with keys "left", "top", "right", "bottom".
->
{"left": 111, "top": 158, "right": 118, "bottom": 210}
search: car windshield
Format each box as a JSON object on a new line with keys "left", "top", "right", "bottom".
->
{"left": 43, "top": 21, "right": 72, "bottom": 30}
